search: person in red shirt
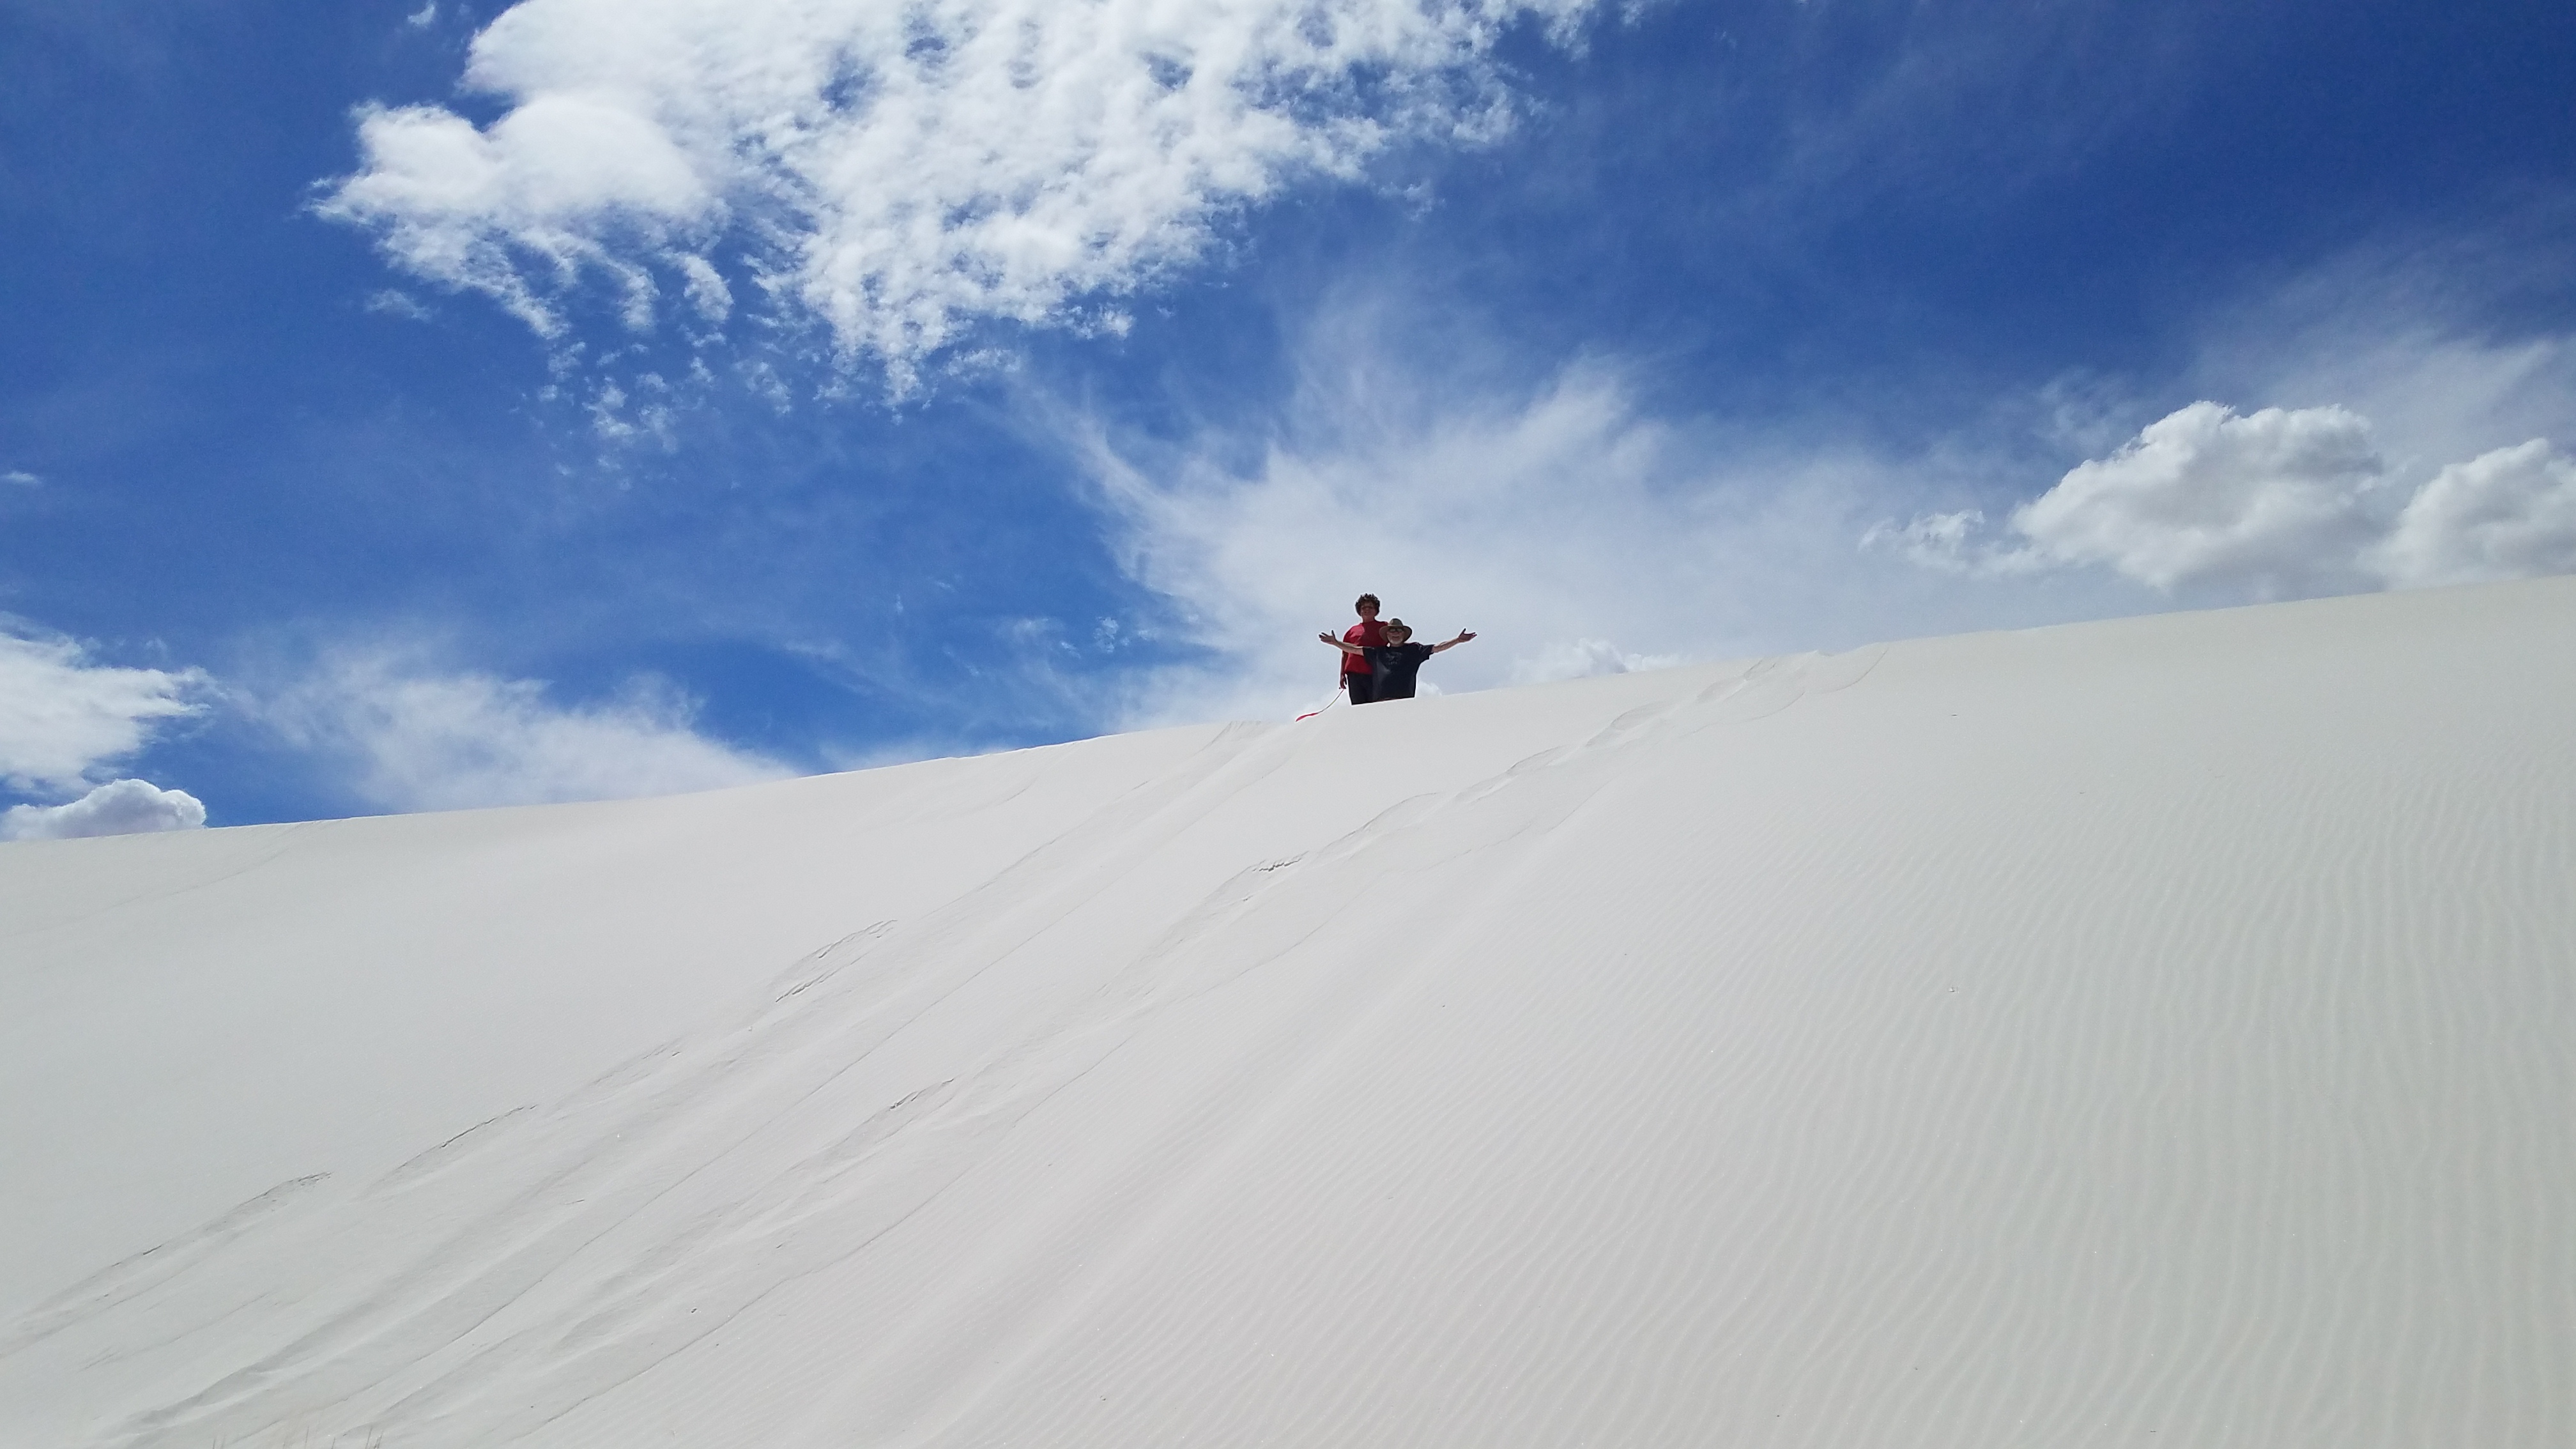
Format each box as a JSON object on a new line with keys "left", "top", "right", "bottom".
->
{"left": 1337, "top": 593, "right": 1388, "bottom": 705}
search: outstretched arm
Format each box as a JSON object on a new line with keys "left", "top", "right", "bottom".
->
{"left": 1319, "top": 632, "right": 1367, "bottom": 655}
{"left": 1429, "top": 630, "right": 1478, "bottom": 654}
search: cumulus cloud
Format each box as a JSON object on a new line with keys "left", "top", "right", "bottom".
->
{"left": 0, "top": 625, "right": 211, "bottom": 795}
{"left": 1873, "top": 400, "right": 2576, "bottom": 601}
{"left": 3, "top": 470, "right": 39, "bottom": 487}
{"left": 319, "top": 0, "right": 1598, "bottom": 387}
{"left": 2371, "top": 438, "right": 2576, "bottom": 588}
{"left": 261, "top": 651, "right": 792, "bottom": 812}
{"left": 2, "top": 779, "right": 207, "bottom": 841}
{"left": 2008, "top": 402, "right": 2385, "bottom": 595}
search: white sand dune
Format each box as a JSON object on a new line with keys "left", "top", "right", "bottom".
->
{"left": 3, "top": 579, "right": 2572, "bottom": 1448}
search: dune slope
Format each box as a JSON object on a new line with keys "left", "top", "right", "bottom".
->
{"left": 3, "top": 579, "right": 2572, "bottom": 1448}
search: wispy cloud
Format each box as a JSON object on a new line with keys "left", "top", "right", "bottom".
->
{"left": 3, "top": 470, "right": 40, "bottom": 487}
{"left": 1, "top": 779, "right": 206, "bottom": 841}
{"left": 364, "top": 288, "right": 434, "bottom": 321}
{"left": 0, "top": 623, "right": 211, "bottom": 796}
{"left": 319, "top": 0, "right": 1601, "bottom": 390}
{"left": 257, "top": 648, "right": 792, "bottom": 812}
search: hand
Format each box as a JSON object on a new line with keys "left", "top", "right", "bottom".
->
{"left": 1319, "top": 632, "right": 1337, "bottom": 643}
{"left": 1458, "top": 631, "right": 1476, "bottom": 641}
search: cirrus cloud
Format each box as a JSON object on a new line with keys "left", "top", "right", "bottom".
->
{"left": 321, "top": 0, "right": 1599, "bottom": 389}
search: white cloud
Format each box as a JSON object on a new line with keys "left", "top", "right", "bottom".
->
{"left": 2, "top": 779, "right": 206, "bottom": 841}
{"left": 2005, "top": 401, "right": 2386, "bottom": 595}
{"left": 319, "top": 0, "right": 1598, "bottom": 387}
{"left": 2372, "top": 438, "right": 2576, "bottom": 588}
{"left": 324, "top": 95, "right": 705, "bottom": 339}
{"left": 0, "top": 625, "right": 210, "bottom": 795}
{"left": 261, "top": 650, "right": 792, "bottom": 812}
{"left": 3, "top": 470, "right": 38, "bottom": 487}
{"left": 587, "top": 376, "right": 679, "bottom": 447}
{"left": 365, "top": 288, "right": 434, "bottom": 321}
{"left": 1874, "top": 401, "right": 2576, "bottom": 601}
{"left": 675, "top": 252, "right": 731, "bottom": 325}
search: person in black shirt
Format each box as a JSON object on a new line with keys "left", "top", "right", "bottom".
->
{"left": 1317, "top": 618, "right": 1476, "bottom": 702}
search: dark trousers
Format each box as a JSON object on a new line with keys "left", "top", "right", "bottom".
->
{"left": 1344, "top": 670, "right": 1378, "bottom": 705}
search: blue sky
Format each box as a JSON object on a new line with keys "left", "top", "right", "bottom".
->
{"left": 4, "top": 0, "right": 2573, "bottom": 834}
